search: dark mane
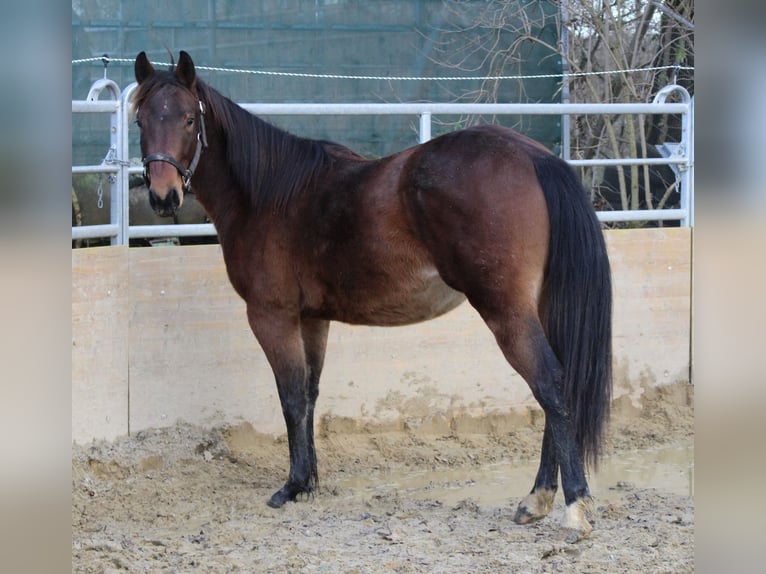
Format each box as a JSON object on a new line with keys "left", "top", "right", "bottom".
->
{"left": 135, "top": 72, "right": 362, "bottom": 214}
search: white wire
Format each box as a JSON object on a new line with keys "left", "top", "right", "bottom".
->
{"left": 72, "top": 56, "right": 693, "bottom": 82}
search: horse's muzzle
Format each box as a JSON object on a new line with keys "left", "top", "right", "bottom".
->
{"left": 149, "top": 187, "right": 181, "bottom": 217}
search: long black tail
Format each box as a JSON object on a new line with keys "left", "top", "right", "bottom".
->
{"left": 534, "top": 153, "right": 613, "bottom": 469}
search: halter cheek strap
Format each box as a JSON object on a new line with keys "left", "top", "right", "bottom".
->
{"left": 142, "top": 100, "right": 208, "bottom": 191}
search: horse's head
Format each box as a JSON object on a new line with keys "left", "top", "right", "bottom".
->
{"left": 133, "top": 51, "right": 207, "bottom": 217}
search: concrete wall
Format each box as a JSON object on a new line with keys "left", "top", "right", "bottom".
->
{"left": 72, "top": 228, "right": 692, "bottom": 443}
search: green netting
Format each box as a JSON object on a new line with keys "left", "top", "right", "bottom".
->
{"left": 73, "top": 0, "right": 562, "bottom": 164}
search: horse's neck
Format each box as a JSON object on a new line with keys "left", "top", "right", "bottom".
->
{"left": 193, "top": 142, "right": 248, "bottom": 236}
{"left": 195, "top": 90, "right": 328, "bottom": 231}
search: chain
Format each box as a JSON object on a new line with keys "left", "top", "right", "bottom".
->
{"left": 96, "top": 174, "right": 104, "bottom": 209}
{"left": 96, "top": 145, "right": 131, "bottom": 209}
{"left": 102, "top": 144, "right": 131, "bottom": 168}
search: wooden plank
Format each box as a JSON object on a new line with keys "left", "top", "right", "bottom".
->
{"left": 127, "top": 245, "right": 281, "bottom": 433}
{"left": 72, "top": 246, "right": 130, "bottom": 442}
{"left": 126, "top": 247, "right": 533, "bottom": 436}
{"left": 606, "top": 227, "right": 691, "bottom": 407}
{"left": 319, "top": 303, "right": 533, "bottom": 430}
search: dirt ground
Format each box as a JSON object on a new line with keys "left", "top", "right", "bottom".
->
{"left": 72, "top": 383, "right": 694, "bottom": 573}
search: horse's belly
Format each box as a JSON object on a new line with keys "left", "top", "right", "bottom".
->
{"left": 343, "top": 270, "right": 466, "bottom": 327}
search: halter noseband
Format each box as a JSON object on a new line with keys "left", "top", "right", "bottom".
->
{"left": 142, "top": 100, "right": 208, "bottom": 191}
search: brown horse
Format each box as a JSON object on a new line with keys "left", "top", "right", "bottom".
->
{"left": 133, "top": 51, "right": 612, "bottom": 540}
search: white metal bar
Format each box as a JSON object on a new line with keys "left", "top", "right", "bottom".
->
{"left": 596, "top": 209, "right": 686, "bottom": 222}
{"left": 241, "top": 102, "right": 689, "bottom": 116}
{"left": 568, "top": 157, "right": 687, "bottom": 167}
{"left": 129, "top": 224, "right": 218, "bottom": 238}
{"left": 72, "top": 224, "right": 119, "bottom": 240}
{"left": 121, "top": 84, "right": 141, "bottom": 246}
{"left": 109, "top": 107, "right": 123, "bottom": 246}
{"left": 72, "top": 165, "right": 120, "bottom": 174}
{"left": 121, "top": 84, "right": 140, "bottom": 246}
{"left": 72, "top": 100, "right": 119, "bottom": 113}
{"left": 560, "top": 0, "right": 571, "bottom": 161}
{"left": 86, "top": 78, "right": 122, "bottom": 102}
{"left": 688, "top": 97, "right": 694, "bottom": 227}
{"left": 419, "top": 112, "right": 432, "bottom": 143}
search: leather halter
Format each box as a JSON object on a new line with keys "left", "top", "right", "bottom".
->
{"left": 142, "top": 100, "right": 208, "bottom": 191}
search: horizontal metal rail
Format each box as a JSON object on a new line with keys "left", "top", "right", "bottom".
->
{"left": 568, "top": 157, "right": 687, "bottom": 167}
{"left": 241, "top": 102, "right": 689, "bottom": 115}
{"left": 72, "top": 224, "right": 120, "bottom": 240}
{"left": 129, "top": 223, "right": 217, "bottom": 238}
{"left": 72, "top": 165, "right": 121, "bottom": 174}
{"left": 598, "top": 209, "right": 686, "bottom": 222}
{"left": 72, "top": 100, "right": 120, "bottom": 113}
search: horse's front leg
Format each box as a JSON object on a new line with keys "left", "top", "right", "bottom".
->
{"left": 301, "top": 318, "right": 330, "bottom": 491}
{"left": 247, "top": 306, "right": 317, "bottom": 508}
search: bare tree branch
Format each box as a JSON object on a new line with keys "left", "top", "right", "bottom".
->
{"left": 424, "top": 0, "right": 693, "bottom": 225}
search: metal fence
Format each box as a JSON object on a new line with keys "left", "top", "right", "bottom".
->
{"left": 72, "top": 81, "right": 694, "bottom": 245}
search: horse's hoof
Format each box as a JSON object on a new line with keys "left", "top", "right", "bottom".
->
{"left": 267, "top": 485, "right": 296, "bottom": 508}
{"left": 267, "top": 482, "right": 312, "bottom": 508}
{"left": 513, "top": 506, "right": 539, "bottom": 525}
{"left": 513, "top": 488, "right": 556, "bottom": 525}
{"left": 266, "top": 492, "right": 288, "bottom": 508}
{"left": 558, "top": 526, "right": 590, "bottom": 544}
{"left": 558, "top": 497, "right": 594, "bottom": 543}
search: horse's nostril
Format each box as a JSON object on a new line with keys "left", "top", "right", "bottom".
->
{"left": 148, "top": 188, "right": 179, "bottom": 216}
{"left": 170, "top": 188, "right": 180, "bottom": 208}
{"left": 148, "top": 189, "right": 160, "bottom": 211}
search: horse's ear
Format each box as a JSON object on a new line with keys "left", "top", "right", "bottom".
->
{"left": 175, "top": 51, "right": 196, "bottom": 89}
{"left": 135, "top": 51, "right": 154, "bottom": 84}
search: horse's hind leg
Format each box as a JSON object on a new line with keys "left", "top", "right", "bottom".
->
{"left": 480, "top": 309, "right": 594, "bottom": 540}
{"left": 404, "top": 154, "right": 594, "bottom": 537}
{"left": 514, "top": 419, "right": 558, "bottom": 524}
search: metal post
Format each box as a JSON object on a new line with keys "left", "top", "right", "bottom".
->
{"left": 652, "top": 84, "right": 692, "bottom": 227}
{"left": 87, "top": 78, "right": 125, "bottom": 245}
{"left": 419, "top": 111, "right": 431, "bottom": 143}
{"left": 560, "top": 0, "right": 571, "bottom": 161}
{"left": 687, "top": 97, "right": 694, "bottom": 227}
{"left": 122, "top": 83, "right": 139, "bottom": 246}
{"left": 677, "top": 89, "right": 693, "bottom": 228}
{"left": 109, "top": 118, "right": 123, "bottom": 245}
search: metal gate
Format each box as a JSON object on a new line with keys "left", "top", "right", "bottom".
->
{"left": 72, "top": 81, "right": 693, "bottom": 245}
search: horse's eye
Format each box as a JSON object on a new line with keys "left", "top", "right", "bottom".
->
{"left": 186, "top": 118, "right": 195, "bottom": 127}
{"left": 135, "top": 119, "right": 143, "bottom": 129}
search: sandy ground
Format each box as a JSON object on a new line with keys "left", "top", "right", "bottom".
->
{"left": 72, "top": 383, "right": 693, "bottom": 573}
